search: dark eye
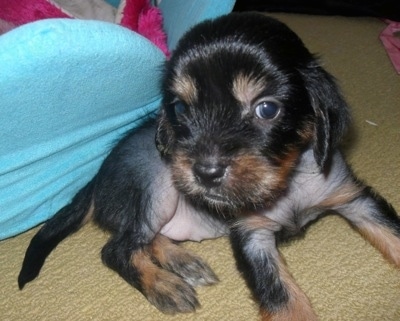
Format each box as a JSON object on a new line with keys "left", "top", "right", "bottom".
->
{"left": 255, "top": 101, "right": 280, "bottom": 120}
{"left": 173, "top": 101, "right": 187, "bottom": 115}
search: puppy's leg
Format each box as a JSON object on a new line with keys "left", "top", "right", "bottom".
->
{"left": 230, "top": 216, "right": 318, "bottom": 321}
{"left": 92, "top": 121, "right": 207, "bottom": 313}
{"left": 101, "top": 231, "right": 200, "bottom": 314}
{"left": 333, "top": 183, "right": 400, "bottom": 267}
{"left": 149, "top": 234, "right": 219, "bottom": 287}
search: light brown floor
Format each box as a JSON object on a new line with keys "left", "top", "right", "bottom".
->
{"left": 1, "top": 13, "right": 399, "bottom": 321}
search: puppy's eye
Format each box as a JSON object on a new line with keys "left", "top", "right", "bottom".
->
{"left": 173, "top": 101, "right": 187, "bottom": 115}
{"left": 255, "top": 101, "right": 280, "bottom": 120}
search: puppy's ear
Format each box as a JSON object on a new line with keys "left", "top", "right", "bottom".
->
{"left": 155, "top": 109, "right": 175, "bottom": 158}
{"left": 300, "top": 62, "right": 351, "bottom": 169}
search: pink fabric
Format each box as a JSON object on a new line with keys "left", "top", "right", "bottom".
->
{"left": 380, "top": 20, "right": 400, "bottom": 74}
{"left": 0, "top": 0, "right": 168, "bottom": 57}
{"left": 137, "top": 6, "right": 169, "bottom": 56}
{"left": 120, "top": 0, "right": 169, "bottom": 56}
{"left": 0, "top": 0, "right": 71, "bottom": 26}
{"left": 120, "top": 0, "right": 144, "bottom": 31}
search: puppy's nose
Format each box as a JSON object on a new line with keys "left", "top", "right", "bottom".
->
{"left": 193, "top": 162, "right": 226, "bottom": 188}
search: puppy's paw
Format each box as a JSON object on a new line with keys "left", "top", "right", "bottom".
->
{"left": 165, "top": 252, "right": 219, "bottom": 287}
{"left": 260, "top": 309, "right": 318, "bottom": 321}
{"left": 143, "top": 269, "right": 200, "bottom": 314}
{"left": 150, "top": 235, "right": 219, "bottom": 287}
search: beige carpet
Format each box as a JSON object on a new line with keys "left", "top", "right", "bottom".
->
{"left": 1, "top": 13, "right": 399, "bottom": 321}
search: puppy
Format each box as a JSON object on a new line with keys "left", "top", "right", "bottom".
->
{"left": 19, "top": 13, "right": 400, "bottom": 320}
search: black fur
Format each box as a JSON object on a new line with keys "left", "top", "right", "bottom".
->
{"left": 230, "top": 222, "right": 290, "bottom": 312}
{"left": 18, "top": 179, "right": 95, "bottom": 289}
{"left": 19, "top": 120, "right": 160, "bottom": 290}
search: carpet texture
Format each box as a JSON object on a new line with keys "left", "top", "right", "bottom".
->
{"left": 1, "top": 13, "right": 399, "bottom": 321}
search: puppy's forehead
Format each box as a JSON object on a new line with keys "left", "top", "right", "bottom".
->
{"left": 168, "top": 41, "right": 277, "bottom": 106}
{"left": 171, "top": 70, "right": 267, "bottom": 109}
{"left": 170, "top": 57, "right": 269, "bottom": 107}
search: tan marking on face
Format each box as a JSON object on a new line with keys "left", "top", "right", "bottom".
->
{"left": 232, "top": 73, "right": 266, "bottom": 110}
{"left": 170, "top": 151, "right": 202, "bottom": 195}
{"left": 172, "top": 74, "right": 198, "bottom": 105}
{"left": 234, "top": 148, "right": 300, "bottom": 206}
{"left": 275, "top": 149, "right": 300, "bottom": 186}
{"left": 231, "top": 154, "right": 277, "bottom": 186}
{"left": 171, "top": 148, "right": 299, "bottom": 209}
{"left": 230, "top": 154, "right": 280, "bottom": 200}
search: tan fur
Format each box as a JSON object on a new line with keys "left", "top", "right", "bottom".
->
{"left": 318, "top": 181, "right": 364, "bottom": 208}
{"left": 275, "top": 149, "right": 300, "bottom": 186}
{"left": 233, "top": 215, "right": 281, "bottom": 233}
{"left": 358, "top": 223, "right": 400, "bottom": 267}
{"left": 131, "top": 248, "right": 198, "bottom": 314}
{"left": 230, "top": 154, "right": 278, "bottom": 187}
{"left": 131, "top": 249, "right": 160, "bottom": 292}
{"left": 149, "top": 234, "right": 171, "bottom": 265}
{"left": 172, "top": 74, "right": 198, "bottom": 106}
{"left": 260, "top": 257, "right": 318, "bottom": 321}
{"left": 149, "top": 234, "right": 196, "bottom": 269}
{"left": 171, "top": 151, "right": 201, "bottom": 194}
{"left": 232, "top": 73, "right": 266, "bottom": 111}
{"left": 171, "top": 151, "right": 193, "bottom": 175}
{"left": 231, "top": 150, "right": 299, "bottom": 198}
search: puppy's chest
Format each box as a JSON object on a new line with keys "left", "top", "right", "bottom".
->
{"left": 262, "top": 202, "right": 318, "bottom": 242}
{"left": 260, "top": 150, "right": 348, "bottom": 239}
{"left": 271, "top": 206, "right": 321, "bottom": 242}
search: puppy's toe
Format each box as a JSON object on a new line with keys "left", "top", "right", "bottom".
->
{"left": 167, "top": 254, "right": 219, "bottom": 287}
{"left": 143, "top": 269, "right": 199, "bottom": 314}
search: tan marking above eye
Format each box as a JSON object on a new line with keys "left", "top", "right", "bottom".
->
{"left": 172, "top": 74, "right": 198, "bottom": 106}
{"left": 232, "top": 73, "right": 267, "bottom": 111}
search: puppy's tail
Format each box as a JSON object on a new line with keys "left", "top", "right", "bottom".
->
{"left": 18, "top": 178, "right": 96, "bottom": 290}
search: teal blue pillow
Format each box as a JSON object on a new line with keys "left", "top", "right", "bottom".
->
{"left": 0, "top": 0, "right": 235, "bottom": 239}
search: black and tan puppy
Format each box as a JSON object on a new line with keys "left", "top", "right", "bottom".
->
{"left": 19, "top": 13, "right": 400, "bottom": 320}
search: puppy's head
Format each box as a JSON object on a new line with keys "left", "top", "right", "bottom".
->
{"left": 156, "top": 13, "right": 350, "bottom": 214}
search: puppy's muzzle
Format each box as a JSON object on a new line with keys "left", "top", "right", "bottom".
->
{"left": 193, "top": 160, "right": 227, "bottom": 188}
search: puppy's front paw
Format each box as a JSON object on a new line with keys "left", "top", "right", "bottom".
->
{"left": 165, "top": 252, "right": 219, "bottom": 287}
{"left": 150, "top": 235, "right": 219, "bottom": 287}
{"left": 260, "top": 308, "right": 318, "bottom": 321}
{"left": 143, "top": 269, "right": 199, "bottom": 314}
